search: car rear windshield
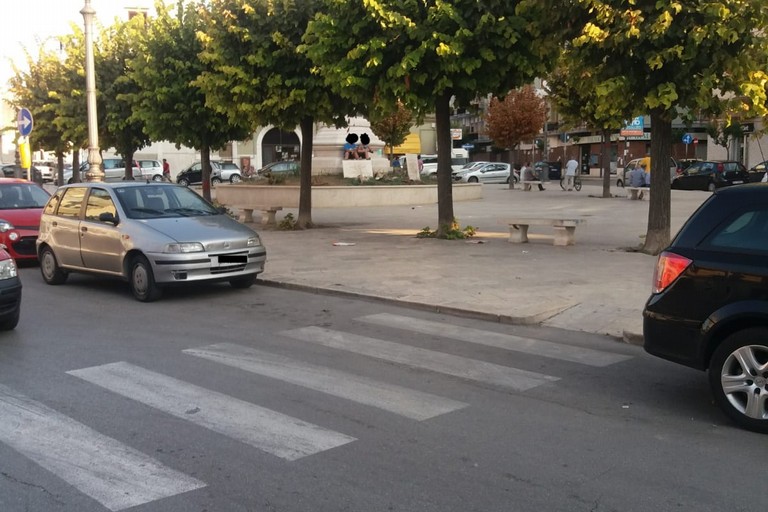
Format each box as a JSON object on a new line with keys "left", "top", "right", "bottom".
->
{"left": 0, "top": 183, "right": 50, "bottom": 209}
{"left": 114, "top": 185, "right": 220, "bottom": 219}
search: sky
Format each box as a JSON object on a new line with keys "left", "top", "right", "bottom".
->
{"left": 1, "top": 0, "right": 154, "bottom": 85}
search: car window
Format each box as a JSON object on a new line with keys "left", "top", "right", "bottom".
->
{"left": 43, "top": 190, "right": 63, "bottom": 215}
{"left": 705, "top": 208, "right": 768, "bottom": 253}
{"left": 114, "top": 185, "right": 218, "bottom": 219}
{"left": 57, "top": 187, "right": 87, "bottom": 218}
{"left": 218, "top": 163, "right": 239, "bottom": 170}
{"left": 84, "top": 188, "right": 117, "bottom": 222}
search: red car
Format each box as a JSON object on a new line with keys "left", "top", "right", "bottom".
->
{"left": 0, "top": 178, "right": 51, "bottom": 261}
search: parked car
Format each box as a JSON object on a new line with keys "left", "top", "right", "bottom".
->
{"left": 37, "top": 182, "right": 267, "bottom": 302}
{"left": 57, "top": 158, "right": 142, "bottom": 185}
{"left": 0, "top": 178, "right": 51, "bottom": 262}
{"left": 644, "top": 184, "right": 768, "bottom": 432}
{"left": 671, "top": 160, "right": 750, "bottom": 191}
{"left": 452, "top": 162, "right": 512, "bottom": 183}
{"left": 748, "top": 160, "right": 767, "bottom": 182}
{"left": 176, "top": 161, "right": 242, "bottom": 186}
{"left": 32, "top": 161, "right": 54, "bottom": 182}
{"left": 256, "top": 161, "right": 300, "bottom": 178}
{"left": 0, "top": 246, "right": 21, "bottom": 330}
{"left": 137, "top": 159, "right": 164, "bottom": 181}
{"left": 2, "top": 164, "right": 43, "bottom": 181}
{"left": 419, "top": 155, "right": 438, "bottom": 177}
{"left": 675, "top": 158, "right": 702, "bottom": 175}
{"left": 616, "top": 157, "right": 678, "bottom": 187}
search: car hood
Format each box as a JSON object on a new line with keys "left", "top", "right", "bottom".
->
{"left": 136, "top": 215, "right": 260, "bottom": 245}
{"left": 0, "top": 208, "right": 44, "bottom": 229}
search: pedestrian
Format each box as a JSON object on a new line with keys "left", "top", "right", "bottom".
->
{"left": 162, "top": 158, "right": 171, "bottom": 182}
{"left": 564, "top": 157, "right": 579, "bottom": 191}
{"left": 357, "top": 133, "right": 372, "bottom": 160}
{"left": 417, "top": 154, "right": 424, "bottom": 174}
{"left": 343, "top": 133, "right": 359, "bottom": 160}
{"left": 521, "top": 162, "right": 544, "bottom": 191}
{"left": 391, "top": 156, "right": 401, "bottom": 172}
{"left": 628, "top": 161, "right": 647, "bottom": 199}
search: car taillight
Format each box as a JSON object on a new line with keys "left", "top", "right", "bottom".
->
{"left": 652, "top": 251, "right": 692, "bottom": 293}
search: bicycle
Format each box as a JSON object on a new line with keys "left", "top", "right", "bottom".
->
{"left": 560, "top": 173, "right": 582, "bottom": 191}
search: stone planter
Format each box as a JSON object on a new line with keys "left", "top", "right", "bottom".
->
{"left": 215, "top": 183, "right": 482, "bottom": 208}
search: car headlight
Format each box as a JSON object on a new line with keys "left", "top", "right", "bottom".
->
{"left": 247, "top": 236, "right": 261, "bottom": 247}
{"left": 164, "top": 242, "right": 204, "bottom": 253}
{"left": 0, "top": 220, "right": 14, "bottom": 233}
{"left": 0, "top": 258, "right": 18, "bottom": 279}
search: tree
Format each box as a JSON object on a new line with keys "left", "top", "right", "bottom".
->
{"left": 96, "top": 16, "right": 151, "bottom": 181}
{"left": 485, "top": 85, "right": 547, "bottom": 186}
{"left": 535, "top": 0, "right": 768, "bottom": 253}
{"left": 545, "top": 54, "right": 634, "bottom": 198}
{"left": 196, "top": 0, "right": 357, "bottom": 227}
{"left": 129, "top": 1, "right": 250, "bottom": 201}
{"left": 369, "top": 100, "right": 413, "bottom": 166}
{"left": 303, "top": 0, "right": 559, "bottom": 236}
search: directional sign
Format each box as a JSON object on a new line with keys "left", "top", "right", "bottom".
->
{"left": 682, "top": 134, "right": 693, "bottom": 145}
{"left": 462, "top": 144, "right": 474, "bottom": 150}
{"left": 17, "top": 108, "right": 33, "bottom": 137}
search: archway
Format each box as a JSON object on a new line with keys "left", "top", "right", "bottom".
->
{"left": 261, "top": 128, "right": 301, "bottom": 166}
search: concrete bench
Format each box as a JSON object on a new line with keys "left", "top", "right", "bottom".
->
{"left": 505, "top": 218, "right": 586, "bottom": 246}
{"left": 520, "top": 180, "right": 544, "bottom": 191}
{"left": 625, "top": 187, "right": 649, "bottom": 200}
{"left": 237, "top": 205, "right": 283, "bottom": 226}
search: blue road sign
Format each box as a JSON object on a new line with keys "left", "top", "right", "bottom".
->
{"left": 17, "top": 108, "right": 33, "bottom": 137}
{"left": 462, "top": 144, "right": 474, "bottom": 150}
{"left": 682, "top": 133, "right": 693, "bottom": 145}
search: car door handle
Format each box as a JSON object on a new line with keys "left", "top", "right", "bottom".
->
{"left": 80, "top": 226, "right": 88, "bottom": 233}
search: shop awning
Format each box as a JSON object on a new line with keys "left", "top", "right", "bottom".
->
{"left": 391, "top": 133, "right": 421, "bottom": 155}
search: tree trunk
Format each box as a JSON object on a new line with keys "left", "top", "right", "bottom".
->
{"left": 642, "top": 109, "right": 672, "bottom": 255}
{"left": 434, "top": 90, "right": 455, "bottom": 237}
{"left": 124, "top": 148, "right": 136, "bottom": 181}
{"left": 72, "top": 150, "right": 81, "bottom": 183}
{"left": 201, "top": 144, "right": 211, "bottom": 202}
{"left": 56, "top": 151, "right": 65, "bottom": 186}
{"left": 508, "top": 148, "right": 515, "bottom": 189}
{"left": 297, "top": 116, "right": 314, "bottom": 229}
{"left": 601, "top": 129, "right": 611, "bottom": 198}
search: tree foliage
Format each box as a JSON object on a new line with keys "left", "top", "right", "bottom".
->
{"left": 486, "top": 85, "right": 547, "bottom": 151}
{"left": 196, "top": 0, "right": 358, "bottom": 227}
{"left": 303, "top": 0, "right": 558, "bottom": 236}
{"left": 535, "top": 0, "right": 768, "bottom": 253}
{"left": 129, "top": 1, "right": 250, "bottom": 201}
{"left": 369, "top": 101, "right": 413, "bottom": 163}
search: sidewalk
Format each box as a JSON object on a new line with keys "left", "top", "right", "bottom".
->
{"left": 244, "top": 180, "right": 709, "bottom": 344}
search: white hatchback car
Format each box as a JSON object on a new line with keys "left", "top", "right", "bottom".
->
{"left": 452, "top": 162, "right": 512, "bottom": 183}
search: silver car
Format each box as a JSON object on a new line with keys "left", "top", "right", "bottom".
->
{"left": 36, "top": 182, "right": 267, "bottom": 301}
{"left": 452, "top": 162, "right": 512, "bottom": 183}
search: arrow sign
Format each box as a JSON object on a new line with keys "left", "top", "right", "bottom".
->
{"left": 682, "top": 133, "right": 693, "bottom": 145}
{"left": 17, "top": 108, "right": 33, "bottom": 137}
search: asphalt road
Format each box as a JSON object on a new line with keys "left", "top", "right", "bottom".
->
{"left": 1, "top": 266, "right": 765, "bottom": 512}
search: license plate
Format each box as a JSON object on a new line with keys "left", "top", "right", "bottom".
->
{"left": 216, "top": 255, "right": 247, "bottom": 265}
{"left": 732, "top": 181, "right": 743, "bottom": 184}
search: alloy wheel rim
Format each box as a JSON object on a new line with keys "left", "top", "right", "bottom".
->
{"left": 720, "top": 344, "right": 768, "bottom": 420}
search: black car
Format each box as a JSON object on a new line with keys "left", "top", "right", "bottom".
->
{"left": 643, "top": 184, "right": 768, "bottom": 432}
{"left": 176, "top": 161, "right": 242, "bottom": 186}
{"left": 534, "top": 161, "right": 562, "bottom": 180}
{"left": 670, "top": 160, "right": 750, "bottom": 191}
{"left": 0, "top": 247, "right": 21, "bottom": 330}
{"left": 748, "top": 160, "right": 767, "bottom": 182}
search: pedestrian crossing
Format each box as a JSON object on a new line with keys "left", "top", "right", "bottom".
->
{"left": 1, "top": 312, "right": 634, "bottom": 511}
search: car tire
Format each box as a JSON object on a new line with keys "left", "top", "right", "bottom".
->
{"left": 505, "top": 176, "right": 510, "bottom": 184}
{"left": 129, "top": 255, "right": 162, "bottom": 302}
{"left": 707, "top": 182, "right": 716, "bottom": 192}
{"left": 39, "top": 246, "right": 68, "bottom": 285}
{"left": 178, "top": 177, "right": 190, "bottom": 187}
{"left": 230, "top": 274, "right": 257, "bottom": 289}
{"left": 0, "top": 307, "right": 19, "bottom": 331}
{"left": 67, "top": 178, "right": 75, "bottom": 184}
{"left": 211, "top": 177, "right": 222, "bottom": 185}
{"left": 230, "top": 174, "right": 242, "bottom": 183}
{"left": 152, "top": 174, "right": 163, "bottom": 182}
{"left": 468, "top": 177, "right": 479, "bottom": 183}
{"left": 708, "top": 327, "right": 768, "bottom": 433}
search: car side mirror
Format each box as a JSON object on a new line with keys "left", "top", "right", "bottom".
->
{"left": 99, "top": 212, "right": 118, "bottom": 225}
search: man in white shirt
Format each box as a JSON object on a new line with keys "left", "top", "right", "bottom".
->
{"left": 564, "top": 158, "right": 579, "bottom": 191}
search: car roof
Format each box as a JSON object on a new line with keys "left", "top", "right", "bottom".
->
{"left": 57, "top": 181, "right": 178, "bottom": 189}
{"left": 0, "top": 177, "right": 36, "bottom": 185}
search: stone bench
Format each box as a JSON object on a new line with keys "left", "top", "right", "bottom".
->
{"left": 505, "top": 218, "right": 586, "bottom": 246}
{"left": 625, "top": 187, "right": 649, "bottom": 200}
{"left": 520, "top": 180, "right": 544, "bottom": 191}
{"left": 236, "top": 205, "right": 283, "bottom": 226}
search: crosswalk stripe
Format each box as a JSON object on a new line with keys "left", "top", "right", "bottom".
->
{"left": 280, "top": 327, "right": 559, "bottom": 391}
{"left": 183, "top": 343, "right": 468, "bottom": 421}
{"left": 67, "top": 362, "right": 356, "bottom": 461}
{"left": 0, "top": 384, "right": 205, "bottom": 511}
{"left": 359, "top": 313, "right": 632, "bottom": 367}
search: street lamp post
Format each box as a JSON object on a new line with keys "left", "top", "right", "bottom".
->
{"left": 81, "top": 0, "right": 104, "bottom": 182}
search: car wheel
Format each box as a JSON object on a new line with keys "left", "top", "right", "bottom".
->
{"left": 152, "top": 174, "right": 163, "bottom": 182}
{"left": 468, "top": 176, "right": 479, "bottom": 183}
{"left": 707, "top": 182, "right": 716, "bottom": 192}
{"left": 230, "top": 174, "right": 242, "bottom": 183}
{"left": 505, "top": 176, "right": 510, "bottom": 184}
{"left": 211, "top": 177, "right": 222, "bottom": 185}
{"left": 709, "top": 327, "right": 768, "bottom": 433}
{"left": 178, "top": 177, "right": 190, "bottom": 187}
{"left": 0, "top": 307, "right": 19, "bottom": 331}
{"left": 67, "top": 178, "right": 75, "bottom": 184}
{"left": 230, "top": 274, "right": 257, "bottom": 289}
{"left": 39, "top": 246, "right": 68, "bottom": 285}
{"left": 129, "top": 255, "right": 162, "bottom": 302}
